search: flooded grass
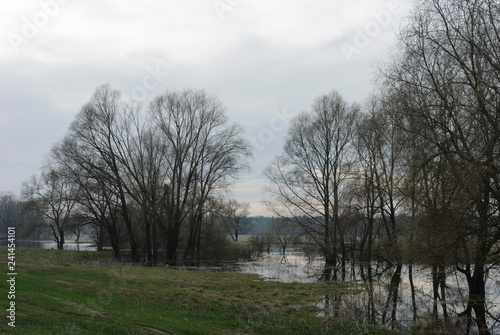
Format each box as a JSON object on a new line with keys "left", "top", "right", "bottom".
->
{"left": 234, "top": 253, "right": 500, "bottom": 334}
{"left": 0, "top": 247, "right": 404, "bottom": 334}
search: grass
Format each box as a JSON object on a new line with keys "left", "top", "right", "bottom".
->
{"left": 0, "top": 247, "right": 408, "bottom": 334}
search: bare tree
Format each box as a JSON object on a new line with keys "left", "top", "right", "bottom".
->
{"left": 220, "top": 199, "right": 251, "bottom": 242}
{"left": 21, "top": 168, "right": 78, "bottom": 250}
{"left": 150, "top": 89, "right": 251, "bottom": 264}
{"left": 358, "top": 94, "right": 410, "bottom": 267}
{"left": 265, "top": 90, "right": 359, "bottom": 270}
{"left": 268, "top": 217, "right": 299, "bottom": 263}
{"left": 355, "top": 100, "right": 382, "bottom": 263}
{"left": 61, "top": 85, "right": 141, "bottom": 261}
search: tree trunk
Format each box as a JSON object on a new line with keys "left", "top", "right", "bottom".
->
{"left": 152, "top": 219, "right": 159, "bottom": 265}
{"left": 108, "top": 227, "right": 120, "bottom": 261}
{"left": 166, "top": 226, "right": 180, "bottom": 266}
{"left": 468, "top": 267, "right": 491, "bottom": 335}
{"left": 408, "top": 264, "right": 417, "bottom": 322}
{"left": 382, "top": 263, "right": 402, "bottom": 329}
{"left": 121, "top": 199, "right": 139, "bottom": 262}
{"left": 432, "top": 264, "right": 439, "bottom": 329}
{"left": 144, "top": 216, "right": 153, "bottom": 266}
{"left": 438, "top": 265, "right": 449, "bottom": 325}
{"left": 97, "top": 223, "right": 104, "bottom": 252}
{"left": 58, "top": 230, "right": 65, "bottom": 250}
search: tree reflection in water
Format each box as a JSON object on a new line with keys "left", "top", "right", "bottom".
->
{"left": 236, "top": 253, "right": 500, "bottom": 334}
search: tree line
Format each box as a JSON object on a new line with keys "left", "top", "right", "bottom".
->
{"left": 264, "top": 1, "right": 499, "bottom": 333}
{"left": 20, "top": 86, "right": 252, "bottom": 266}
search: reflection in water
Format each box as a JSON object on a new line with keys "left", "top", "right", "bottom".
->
{"left": 236, "top": 252, "right": 324, "bottom": 282}
{"left": 236, "top": 252, "right": 500, "bottom": 334}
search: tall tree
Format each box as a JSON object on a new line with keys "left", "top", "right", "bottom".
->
{"left": 265, "top": 90, "right": 358, "bottom": 269}
{"left": 150, "top": 89, "right": 251, "bottom": 264}
{"left": 59, "top": 85, "right": 140, "bottom": 261}
{"left": 360, "top": 95, "right": 409, "bottom": 264}
{"left": 355, "top": 100, "right": 382, "bottom": 263}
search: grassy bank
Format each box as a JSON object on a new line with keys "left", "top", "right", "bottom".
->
{"left": 0, "top": 247, "right": 406, "bottom": 334}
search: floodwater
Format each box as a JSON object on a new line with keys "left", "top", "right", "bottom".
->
{"left": 235, "top": 252, "right": 500, "bottom": 334}
{"left": 0, "top": 239, "right": 96, "bottom": 251}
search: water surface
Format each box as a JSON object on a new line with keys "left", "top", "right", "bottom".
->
{"left": 235, "top": 252, "right": 500, "bottom": 333}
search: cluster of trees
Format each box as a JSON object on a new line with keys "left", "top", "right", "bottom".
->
{"left": 21, "top": 86, "right": 252, "bottom": 265}
{"left": 265, "top": 1, "right": 499, "bottom": 333}
{"left": 0, "top": 192, "right": 43, "bottom": 240}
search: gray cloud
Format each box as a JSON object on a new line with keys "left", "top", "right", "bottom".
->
{"left": 0, "top": 0, "right": 410, "bottom": 214}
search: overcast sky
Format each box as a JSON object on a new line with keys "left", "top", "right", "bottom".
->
{"left": 0, "top": 0, "right": 411, "bottom": 215}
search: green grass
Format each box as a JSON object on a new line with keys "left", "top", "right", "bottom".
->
{"left": 0, "top": 247, "right": 407, "bottom": 334}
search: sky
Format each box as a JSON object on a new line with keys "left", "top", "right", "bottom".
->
{"left": 0, "top": 0, "right": 411, "bottom": 215}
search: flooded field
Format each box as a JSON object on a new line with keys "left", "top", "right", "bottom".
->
{"left": 234, "top": 252, "right": 500, "bottom": 334}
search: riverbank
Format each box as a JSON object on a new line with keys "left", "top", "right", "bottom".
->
{"left": 0, "top": 247, "right": 408, "bottom": 334}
